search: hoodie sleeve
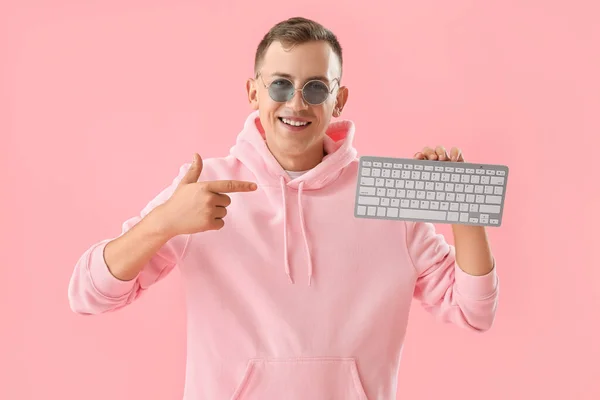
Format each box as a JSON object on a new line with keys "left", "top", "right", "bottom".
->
{"left": 405, "top": 221, "right": 499, "bottom": 332}
{"left": 68, "top": 162, "right": 193, "bottom": 315}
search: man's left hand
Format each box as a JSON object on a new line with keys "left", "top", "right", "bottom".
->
{"left": 414, "top": 145, "right": 465, "bottom": 162}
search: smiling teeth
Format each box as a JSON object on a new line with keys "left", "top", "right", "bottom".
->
{"left": 282, "top": 118, "right": 308, "bottom": 126}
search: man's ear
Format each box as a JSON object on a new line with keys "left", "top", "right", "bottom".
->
{"left": 333, "top": 85, "right": 349, "bottom": 117}
{"left": 246, "top": 78, "right": 259, "bottom": 110}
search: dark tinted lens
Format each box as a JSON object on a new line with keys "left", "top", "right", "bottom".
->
{"left": 268, "top": 79, "right": 294, "bottom": 102}
{"left": 303, "top": 80, "right": 330, "bottom": 104}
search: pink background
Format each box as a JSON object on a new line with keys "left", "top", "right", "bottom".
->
{"left": 2, "top": 1, "right": 599, "bottom": 399}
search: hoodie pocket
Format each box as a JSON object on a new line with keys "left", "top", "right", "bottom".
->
{"left": 230, "top": 357, "right": 368, "bottom": 400}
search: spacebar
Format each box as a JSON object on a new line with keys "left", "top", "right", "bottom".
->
{"left": 399, "top": 209, "right": 447, "bottom": 220}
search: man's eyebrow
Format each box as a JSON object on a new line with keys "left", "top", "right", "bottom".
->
{"left": 269, "top": 72, "right": 331, "bottom": 83}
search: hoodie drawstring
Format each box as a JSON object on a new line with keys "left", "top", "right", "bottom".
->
{"left": 279, "top": 176, "right": 313, "bottom": 286}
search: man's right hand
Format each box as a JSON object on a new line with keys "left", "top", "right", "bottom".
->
{"left": 158, "top": 153, "right": 257, "bottom": 237}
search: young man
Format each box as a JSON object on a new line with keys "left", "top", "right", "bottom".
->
{"left": 69, "top": 17, "right": 498, "bottom": 400}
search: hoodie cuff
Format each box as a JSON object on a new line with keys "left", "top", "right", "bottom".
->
{"left": 88, "top": 241, "right": 137, "bottom": 299}
{"left": 454, "top": 258, "right": 498, "bottom": 300}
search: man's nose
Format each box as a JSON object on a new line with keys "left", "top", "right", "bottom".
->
{"left": 286, "top": 88, "right": 309, "bottom": 111}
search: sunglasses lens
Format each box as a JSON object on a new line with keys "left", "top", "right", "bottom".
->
{"left": 268, "top": 79, "right": 294, "bottom": 102}
{"left": 303, "top": 80, "right": 330, "bottom": 105}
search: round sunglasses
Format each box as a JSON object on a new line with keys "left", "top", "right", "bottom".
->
{"left": 258, "top": 74, "right": 340, "bottom": 106}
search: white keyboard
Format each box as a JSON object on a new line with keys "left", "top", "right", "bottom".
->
{"left": 354, "top": 156, "right": 509, "bottom": 226}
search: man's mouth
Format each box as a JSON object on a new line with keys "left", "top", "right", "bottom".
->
{"left": 278, "top": 117, "right": 312, "bottom": 127}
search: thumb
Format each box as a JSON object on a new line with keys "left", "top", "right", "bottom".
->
{"left": 179, "top": 153, "right": 203, "bottom": 185}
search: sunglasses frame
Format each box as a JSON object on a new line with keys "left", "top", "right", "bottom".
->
{"left": 256, "top": 73, "right": 340, "bottom": 106}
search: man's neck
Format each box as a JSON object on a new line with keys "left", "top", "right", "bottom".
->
{"left": 267, "top": 143, "right": 327, "bottom": 172}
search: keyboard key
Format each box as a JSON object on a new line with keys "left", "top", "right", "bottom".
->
{"left": 387, "top": 207, "right": 398, "bottom": 218}
{"left": 494, "top": 186, "right": 503, "bottom": 195}
{"left": 490, "top": 176, "right": 505, "bottom": 185}
{"left": 363, "top": 161, "right": 372, "bottom": 167}
{"left": 361, "top": 177, "right": 374, "bottom": 185}
{"left": 377, "top": 188, "right": 386, "bottom": 196}
{"left": 359, "top": 196, "right": 379, "bottom": 206}
{"left": 383, "top": 163, "right": 392, "bottom": 168}
{"left": 361, "top": 168, "right": 371, "bottom": 176}
{"left": 399, "top": 209, "right": 447, "bottom": 220}
{"left": 373, "top": 162, "right": 382, "bottom": 167}
{"left": 367, "top": 206, "right": 376, "bottom": 216}
{"left": 359, "top": 187, "right": 376, "bottom": 195}
{"left": 486, "top": 195, "right": 502, "bottom": 204}
{"left": 377, "top": 207, "right": 386, "bottom": 216}
{"left": 448, "top": 212, "right": 459, "bottom": 221}
{"left": 381, "top": 198, "right": 390, "bottom": 206}
{"left": 357, "top": 205, "right": 366, "bottom": 215}
{"left": 460, "top": 213, "right": 469, "bottom": 222}
{"left": 382, "top": 169, "right": 391, "bottom": 178}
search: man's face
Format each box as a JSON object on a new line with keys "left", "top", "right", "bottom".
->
{"left": 247, "top": 40, "right": 348, "bottom": 162}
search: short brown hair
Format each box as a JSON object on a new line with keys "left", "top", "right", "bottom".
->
{"left": 254, "top": 17, "right": 343, "bottom": 78}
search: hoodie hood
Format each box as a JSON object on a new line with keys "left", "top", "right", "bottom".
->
{"left": 229, "top": 110, "right": 358, "bottom": 286}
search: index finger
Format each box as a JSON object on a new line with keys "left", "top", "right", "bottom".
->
{"left": 202, "top": 180, "right": 258, "bottom": 193}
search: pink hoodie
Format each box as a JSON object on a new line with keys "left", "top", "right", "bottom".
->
{"left": 68, "top": 110, "right": 499, "bottom": 399}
